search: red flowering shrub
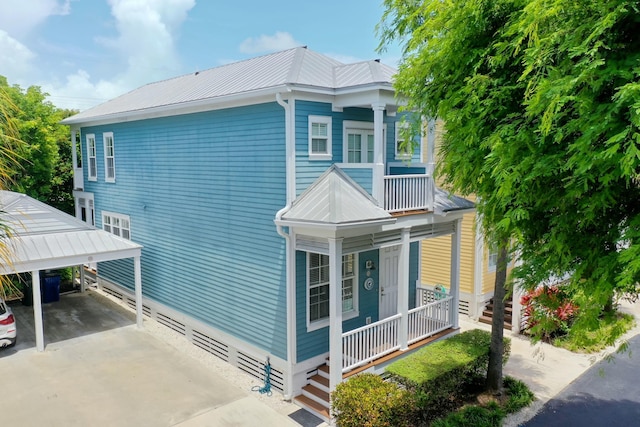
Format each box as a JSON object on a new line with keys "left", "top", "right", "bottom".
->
{"left": 520, "top": 285, "right": 579, "bottom": 342}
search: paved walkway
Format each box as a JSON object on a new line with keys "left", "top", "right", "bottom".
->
{"left": 460, "top": 299, "right": 640, "bottom": 427}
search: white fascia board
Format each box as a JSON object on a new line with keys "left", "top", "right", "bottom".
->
{"left": 274, "top": 218, "right": 396, "bottom": 237}
{"left": 437, "top": 207, "right": 476, "bottom": 218}
{"left": 61, "top": 86, "right": 292, "bottom": 127}
{"left": 0, "top": 248, "right": 142, "bottom": 275}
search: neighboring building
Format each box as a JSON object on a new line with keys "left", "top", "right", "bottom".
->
{"left": 419, "top": 121, "right": 518, "bottom": 328}
{"left": 62, "top": 47, "right": 474, "bottom": 420}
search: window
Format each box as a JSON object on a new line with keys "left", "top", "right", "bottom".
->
{"left": 103, "top": 132, "right": 115, "bottom": 182}
{"left": 346, "top": 132, "right": 374, "bottom": 163}
{"left": 395, "top": 122, "right": 411, "bottom": 159}
{"left": 308, "top": 116, "right": 332, "bottom": 159}
{"left": 308, "top": 252, "right": 357, "bottom": 329}
{"left": 86, "top": 134, "right": 97, "bottom": 181}
{"left": 488, "top": 246, "right": 498, "bottom": 272}
{"left": 102, "top": 212, "right": 131, "bottom": 240}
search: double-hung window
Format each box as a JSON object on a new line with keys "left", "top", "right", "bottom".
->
{"left": 308, "top": 116, "right": 332, "bottom": 160}
{"left": 308, "top": 252, "right": 357, "bottom": 330}
{"left": 102, "top": 212, "right": 131, "bottom": 240}
{"left": 103, "top": 132, "right": 115, "bottom": 182}
{"left": 86, "top": 134, "right": 97, "bottom": 181}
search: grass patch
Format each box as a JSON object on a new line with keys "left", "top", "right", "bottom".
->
{"left": 554, "top": 312, "right": 635, "bottom": 353}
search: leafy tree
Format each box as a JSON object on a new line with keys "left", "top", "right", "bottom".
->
{"left": 379, "top": 0, "right": 640, "bottom": 392}
{"left": 0, "top": 77, "right": 75, "bottom": 213}
{"left": 379, "top": 0, "right": 526, "bottom": 394}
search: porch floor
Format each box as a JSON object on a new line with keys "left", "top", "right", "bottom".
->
{"left": 343, "top": 327, "right": 457, "bottom": 378}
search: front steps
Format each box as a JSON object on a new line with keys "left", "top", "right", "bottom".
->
{"left": 479, "top": 298, "right": 513, "bottom": 330}
{"left": 294, "top": 364, "right": 331, "bottom": 422}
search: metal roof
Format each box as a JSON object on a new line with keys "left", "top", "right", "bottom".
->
{"left": 434, "top": 188, "right": 476, "bottom": 214}
{"left": 61, "top": 47, "right": 397, "bottom": 125}
{"left": 281, "top": 165, "right": 393, "bottom": 225}
{"left": 0, "top": 191, "right": 142, "bottom": 274}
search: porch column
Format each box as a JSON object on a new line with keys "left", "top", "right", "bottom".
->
{"left": 450, "top": 219, "right": 462, "bottom": 329}
{"left": 134, "top": 255, "right": 143, "bottom": 329}
{"left": 32, "top": 270, "right": 44, "bottom": 352}
{"left": 372, "top": 102, "right": 385, "bottom": 206}
{"left": 328, "top": 237, "right": 343, "bottom": 394}
{"left": 472, "top": 224, "right": 484, "bottom": 319}
{"left": 398, "top": 228, "right": 411, "bottom": 350}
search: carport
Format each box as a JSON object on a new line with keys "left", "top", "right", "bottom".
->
{"left": 0, "top": 190, "right": 142, "bottom": 351}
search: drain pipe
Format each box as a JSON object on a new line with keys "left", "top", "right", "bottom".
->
{"left": 275, "top": 91, "right": 296, "bottom": 400}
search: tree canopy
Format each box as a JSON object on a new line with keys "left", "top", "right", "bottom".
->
{"left": 379, "top": 0, "right": 640, "bottom": 379}
{"left": 0, "top": 77, "right": 76, "bottom": 213}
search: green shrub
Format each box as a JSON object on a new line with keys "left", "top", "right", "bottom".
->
{"left": 331, "top": 373, "right": 415, "bottom": 427}
{"left": 503, "top": 376, "right": 535, "bottom": 414}
{"left": 385, "top": 329, "right": 511, "bottom": 422}
{"left": 431, "top": 403, "right": 504, "bottom": 427}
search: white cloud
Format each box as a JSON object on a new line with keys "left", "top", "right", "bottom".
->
{"left": 239, "top": 31, "right": 301, "bottom": 54}
{"left": 0, "top": 0, "right": 70, "bottom": 38}
{"left": 0, "top": 30, "right": 36, "bottom": 78}
{"left": 43, "top": 0, "right": 196, "bottom": 110}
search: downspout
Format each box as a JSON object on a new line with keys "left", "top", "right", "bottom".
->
{"left": 275, "top": 91, "right": 296, "bottom": 399}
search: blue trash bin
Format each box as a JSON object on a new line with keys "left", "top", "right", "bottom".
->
{"left": 41, "top": 275, "right": 60, "bottom": 303}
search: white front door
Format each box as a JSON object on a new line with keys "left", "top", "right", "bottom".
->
{"left": 379, "top": 245, "right": 400, "bottom": 319}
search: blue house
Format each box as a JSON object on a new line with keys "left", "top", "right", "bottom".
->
{"left": 61, "top": 47, "right": 473, "bottom": 420}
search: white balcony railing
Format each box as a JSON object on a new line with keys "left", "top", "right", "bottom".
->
{"left": 408, "top": 296, "right": 453, "bottom": 344}
{"left": 384, "top": 174, "right": 434, "bottom": 213}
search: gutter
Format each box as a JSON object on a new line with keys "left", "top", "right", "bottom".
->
{"left": 274, "top": 91, "right": 296, "bottom": 399}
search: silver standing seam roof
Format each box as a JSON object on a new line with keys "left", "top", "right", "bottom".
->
{"left": 0, "top": 191, "right": 142, "bottom": 274}
{"left": 61, "top": 46, "right": 397, "bottom": 125}
{"left": 281, "top": 165, "right": 393, "bottom": 225}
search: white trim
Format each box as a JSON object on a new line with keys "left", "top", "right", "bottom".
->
{"left": 102, "top": 211, "right": 131, "bottom": 240}
{"left": 103, "top": 132, "right": 115, "bottom": 182}
{"left": 306, "top": 251, "right": 359, "bottom": 332}
{"left": 86, "top": 134, "right": 97, "bottom": 181}
{"left": 308, "top": 115, "right": 332, "bottom": 160}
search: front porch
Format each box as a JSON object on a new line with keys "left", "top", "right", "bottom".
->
{"left": 295, "top": 288, "right": 458, "bottom": 421}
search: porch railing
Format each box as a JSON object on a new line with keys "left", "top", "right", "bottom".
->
{"left": 341, "top": 296, "right": 454, "bottom": 372}
{"left": 341, "top": 314, "right": 401, "bottom": 372}
{"left": 384, "top": 174, "right": 434, "bottom": 213}
{"left": 408, "top": 296, "right": 453, "bottom": 344}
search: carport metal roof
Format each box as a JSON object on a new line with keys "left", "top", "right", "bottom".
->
{"left": 0, "top": 191, "right": 143, "bottom": 352}
{"left": 0, "top": 191, "right": 141, "bottom": 274}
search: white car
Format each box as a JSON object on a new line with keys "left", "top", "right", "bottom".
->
{"left": 0, "top": 297, "right": 16, "bottom": 348}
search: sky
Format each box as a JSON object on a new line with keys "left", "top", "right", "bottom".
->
{"left": 0, "top": 0, "right": 403, "bottom": 112}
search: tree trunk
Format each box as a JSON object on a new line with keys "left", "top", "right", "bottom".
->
{"left": 486, "top": 241, "right": 509, "bottom": 395}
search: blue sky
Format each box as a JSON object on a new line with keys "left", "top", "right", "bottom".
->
{"left": 0, "top": 0, "right": 403, "bottom": 111}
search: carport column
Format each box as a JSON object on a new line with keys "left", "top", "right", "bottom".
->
{"left": 32, "top": 270, "right": 45, "bottom": 352}
{"left": 134, "top": 255, "right": 143, "bottom": 329}
{"left": 328, "top": 237, "right": 343, "bottom": 395}
{"left": 450, "top": 219, "right": 462, "bottom": 329}
{"left": 398, "top": 228, "right": 410, "bottom": 350}
{"left": 79, "top": 265, "right": 86, "bottom": 293}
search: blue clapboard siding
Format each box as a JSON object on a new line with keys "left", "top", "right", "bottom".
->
{"left": 340, "top": 168, "right": 373, "bottom": 195}
{"left": 294, "top": 101, "right": 407, "bottom": 196}
{"left": 296, "top": 249, "right": 381, "bottom": 362}
{"left": 81, "top": 102, "right": 289, "bottom": 359}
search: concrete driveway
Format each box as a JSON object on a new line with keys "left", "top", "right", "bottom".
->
{"left": 0, "top": 291, "right": 303, "bottom": 427}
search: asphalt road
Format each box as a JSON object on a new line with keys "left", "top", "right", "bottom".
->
{"left": 525, "top": 334, "right": 640, "bottom": 427}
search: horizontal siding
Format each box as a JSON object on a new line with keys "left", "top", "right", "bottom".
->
{"left": 84, "top": 102, "right": 289, "bottom": 359}
{"left": 340, "top": 167, "right": 373, "bottom": 194}
{"left": 420, "top": 213, "right": 475, "bottom": 294}
{"left": 294, "top": 101, "right": 418, "bottom": 196}
{"left": 296, "top": 244, "right": 419, "bottom": 363}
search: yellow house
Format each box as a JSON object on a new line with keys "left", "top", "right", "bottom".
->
{"left": 419, "top": 120, "right": 519, "bottom": 329}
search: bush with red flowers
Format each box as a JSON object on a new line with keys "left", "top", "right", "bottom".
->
{"left": 520, "top": 285, "right": 579, "bottom": 342}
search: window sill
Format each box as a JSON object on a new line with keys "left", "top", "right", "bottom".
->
{"left": 309, "top": 154, "right": 332, "bottom": 161}
{"left": 307, "top": 309, "right": 359, "bottom": 332}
